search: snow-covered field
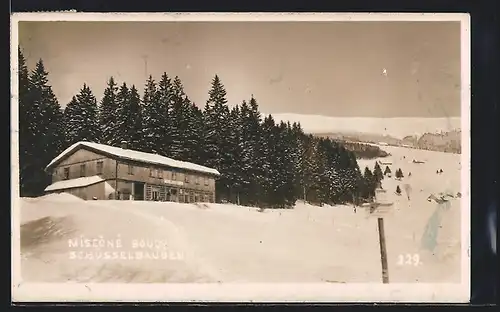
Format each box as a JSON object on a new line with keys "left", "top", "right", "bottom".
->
{"left": 17, "top": 145, "right": 463, "bottom": 284}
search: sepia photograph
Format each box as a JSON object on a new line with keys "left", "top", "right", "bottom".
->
{"left": 11, "top": 13, "right": 470, "bottom": 302}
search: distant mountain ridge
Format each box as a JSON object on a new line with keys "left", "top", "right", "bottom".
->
{"left": 268, "top": 113, "right": 462, "bottom": 154}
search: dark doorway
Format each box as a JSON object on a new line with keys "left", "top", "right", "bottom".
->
{"left": 152, "top": 190, "right": 160, "bottom": 201}
{"left": 133, "top": 182, "right": 145, "bottom": 200}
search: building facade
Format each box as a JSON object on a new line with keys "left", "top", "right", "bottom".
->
{"left": 44, "top": 141, "right": 220, "bottom": 202}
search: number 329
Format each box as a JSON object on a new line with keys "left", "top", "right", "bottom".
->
{"left": 397, "top": 253, "right": 420, "bottom": 266}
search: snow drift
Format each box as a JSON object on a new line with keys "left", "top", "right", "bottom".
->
{"left": 19, "top": 145, "right": 463, "bottom": 284}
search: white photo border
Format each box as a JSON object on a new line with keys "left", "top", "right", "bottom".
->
{"left": 10, "top": 12, "right": 471, "bottom": 303}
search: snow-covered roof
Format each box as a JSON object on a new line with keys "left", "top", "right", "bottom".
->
{"left": 45, "top": 175, "right": 105, "bottom": 192}
{"left": 46, "top": 141, "right": 221, "bottom": 176}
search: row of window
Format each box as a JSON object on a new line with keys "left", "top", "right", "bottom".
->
{"left": 59, "top": 160, "right": 210, "bottom": 186}
{"left": 148, "top": 187, "right": 214, "bottom": 203}
{"left": 149, "top": 168, "right": 209, "bottom": 186}
{"left": 61, "top": 163, "right": 92, "bottom": 180}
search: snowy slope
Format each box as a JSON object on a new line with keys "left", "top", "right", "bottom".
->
{"left": 267, "top": 113, "right": 461, "bottom": 140}
{"left": 19, "top": 146, "right": 462, "bottom": 284}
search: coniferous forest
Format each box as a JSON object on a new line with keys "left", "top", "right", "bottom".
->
{"left": 17, "top": 49, "right": 380, "bottom": 208}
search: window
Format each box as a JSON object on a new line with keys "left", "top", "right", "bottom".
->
{"left": 184, "top": 175, "right": 190, "bottom": 183}
{"left": 128, "top": 165, "right": 134, "bottom": 175}
{"left": 172, "top": 172, "right": 177, "bottom": 181}
{"left": 158, "top": 169, "right": 163, "bottom": 178}
{"left": 204, "top": 177, "right": 209, "bottom": 186}
{"left": 195, "top": 176, "right": 200, "bottom": 185}
{"left": 150, "top": 168, "right": 155, "bottom": 178}
{"left": 63, "top": 168, "right": 70, "bottom": 180}
{"left": 189, "top": 193, "right": 194, "bottom": 203}
{"left": 96, "top": 161, "right": 103, "bottom": 175}
{"left": 80, "top": 164, "right": 86, "bottom": 177}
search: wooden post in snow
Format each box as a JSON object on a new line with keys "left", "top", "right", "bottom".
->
{"left": 377, "top": 217, "right": 389, "bottom": 283}
{"left": 115, "top": 159, "right": 119, "bottom": 200}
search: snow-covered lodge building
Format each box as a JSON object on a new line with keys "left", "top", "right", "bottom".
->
{"left": 44, "top": 141, "right": 220, "bottom": 202}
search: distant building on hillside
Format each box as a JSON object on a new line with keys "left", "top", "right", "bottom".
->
{"left": 378, "top": 159, "right": 393, "bottom": 166}
{"left": 412, "top": 159, "right": 426, "bottom": 164}
{"left": 44, "top": 141, "right": 220, "bottom": 202}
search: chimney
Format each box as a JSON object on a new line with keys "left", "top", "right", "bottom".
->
{"left": 120, "top": 141, "right": 128, "bottom": 149}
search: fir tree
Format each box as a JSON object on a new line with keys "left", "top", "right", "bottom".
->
{"left": 336, "top": 145, "right": 360, "bottom": 203}
{"left": 113, "top": 83, "right": 143, "bottom": 150}
{"left": 156, "top": 73, "right": 174, "bottom": 156}
{"left": 141, "top": 75, "right": 160, "bottom": 153}
{"left": 178, "top": 97, "right": 203, "bottom": 162}
{"left": 186, "top": 102, "right": 205, "bottom": 163}
{"left": 99, "top": 77, "right": 119, "bottom": 145}
{"left": 203, "top": 75, "right": 227, "bottom": 168}
{"left": 22, "top": 59, "right": 64, "bottom": 195}
{"left": 260, "top": 115, "right": 276, "bottom": 205}
{"left": 247, "top": 96, "right": 266, "bottom": 205}
{"left": 203, "top": 75, "right": 231, "bottom": 201}
{"left": 384, "top": 165, "right": 392, "bottom": 176}
{"left": 169, "top": 77, "right": 192, "bottom": 160}
{"left": 283, "top": 122, "right": 303, "bottom": 207}
{"left": 290, "top": 122, "right": 306, "bottom": 201}
{"left": 395, "top": 168, "right": 404, "bottom": 179}
{"left": 363, "top": 167, "right": 377, "bottom": 200}
{"left": 276, "top": 122, "right": 297, "bottom": 208}
{"left": 168, "top": 77, "right": 206, "bottom": 163}
{"left": 225, "top": 104, "right": 244, "bottom": 204}
{"left": 64, "top": 84, "right": 101, "bottom": 146}
{"left": 237, "top": 101, "right": 254, "bottom": 205}
{"left": 62, "top": 96, "right": 79, "bottom": 145}
{"left": 114, "top": 82, "right": 131, "bottom": 145}
{"left": 18, "top": 48, "right": 35, "bottom": 196}
{"left": 339, "top": 149, "right": 364, "bottom": 204}
{"left": 396, "top": 185, "right": 402, "bottom": 195}
{"left": 126, "top": 85, "right": 144, "bottom": 151}
{"left": 314, "top": 139, "right": 332, "bottom": 206}
{"left": 373, "top": 161, "right": 384, "bottom": 182}
{"left": 301, "top": 134, "right": 320, "bottom": 204}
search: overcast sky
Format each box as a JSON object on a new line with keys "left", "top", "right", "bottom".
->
{"left": 19, "top": 21, "right": 461, "bottom": 117}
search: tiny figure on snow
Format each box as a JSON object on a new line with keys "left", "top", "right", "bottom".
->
{"left": 403, "top": 184, "right": 412, "bottom": 200}
{"left": 408, "top": 172, "right": 412, "bottom": 177}
{"left": 439, "top": 169, "right": 443, "bottom": 174}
